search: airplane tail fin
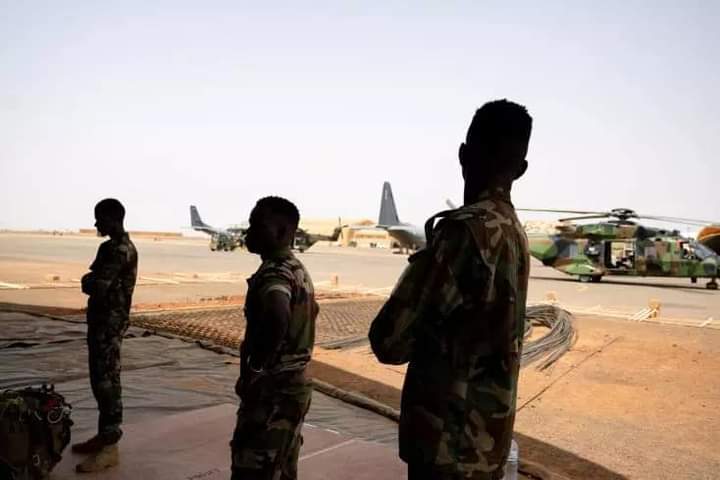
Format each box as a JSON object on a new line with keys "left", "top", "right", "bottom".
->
{"left": 378, "top": 181, "right": 400, "bottom": 226}
{"left": 190, "top": 205, "right": 209, "bottom": 229}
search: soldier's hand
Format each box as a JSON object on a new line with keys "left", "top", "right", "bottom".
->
{"left": 81, "top": 273, "right": 95, "bottom": 295}
{"left": 237, "top": 366, "right": 264, "bottom": 398}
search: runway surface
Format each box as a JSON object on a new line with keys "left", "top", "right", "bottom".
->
{"left": 0, "top": 233, "right": 717, "bottom": 324}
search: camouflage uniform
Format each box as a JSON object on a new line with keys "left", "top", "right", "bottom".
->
{"left": 83, "top": 233, "right": 138, "bottom": 445}
{"left": 369, "top": 188, "right": 529, "bottom": 480}
{"left": 231, "top": 249, "right": 318, "bottom": 480}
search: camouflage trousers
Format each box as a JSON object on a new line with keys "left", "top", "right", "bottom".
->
{"left": 230, "top": 386, "right": 312, "bottom": 480}
{"left": 86, "top": 312, "right": 129, "bottom": 445}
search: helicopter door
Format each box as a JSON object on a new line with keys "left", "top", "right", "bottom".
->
{"left": 639, "top": 239, "right": 671, "bottom": 276}
{"left": 676, "top": 240, "right": 700, "bottom": 277}
{"left": 604, "top": 240, "right": 635, "bottom": 273}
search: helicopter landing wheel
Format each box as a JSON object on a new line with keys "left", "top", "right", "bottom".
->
{"left": 707, "top": 280, "right": 719, "bottom": 291}
{"left": 579, "top": 275, "right": 592, "bottom": 283}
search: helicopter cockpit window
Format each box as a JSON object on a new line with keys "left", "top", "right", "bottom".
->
{"left": 691, "top": 242, "right": 715, "bottom": 260}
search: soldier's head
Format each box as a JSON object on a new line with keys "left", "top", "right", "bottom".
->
{"left": 459, "top": 100, "right": 532, "bottom": 195}
{"left": 94, "top": 198, "right": 126, "bottom": 237}
{"left": 246, "top": 196, "right": 300, "bottom": 255}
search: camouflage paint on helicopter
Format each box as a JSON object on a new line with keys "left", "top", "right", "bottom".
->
{"left": 292, "top": 226, "right": 343, "bottom": 252}
{"left": 522, "top": 208, "right": 720, "bottom": 290}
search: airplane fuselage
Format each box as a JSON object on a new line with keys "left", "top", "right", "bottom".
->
{"left": 384, "top": 224, "right": 426, "bottom": 251}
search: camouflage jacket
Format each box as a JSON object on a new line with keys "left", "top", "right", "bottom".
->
{"left": 83, "top": 233, "right": 138, "bottom": 318}
{"left": 242, "top": 249, "right": 318, "bottom": 380}
{"left": 369, "top": 188, "right": 529, "bottom": 478}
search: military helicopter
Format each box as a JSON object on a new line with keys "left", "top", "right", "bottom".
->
{"left": 292, "top": 225, "right": 344, "bottom": 253}
{"left": 520, "top": 207, "right": 720, "bottom": 290}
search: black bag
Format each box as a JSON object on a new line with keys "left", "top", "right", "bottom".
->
{"left": 0, "top": 385, "right": 73, "bottom": 480}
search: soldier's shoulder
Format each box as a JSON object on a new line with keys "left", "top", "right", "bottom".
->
{"left": 456, "top": 201, "right": 520, "bottom": 263}
{"left": 96, "top": 238, "right": 117, "bottom": 256}
{"left": 425, "top": 212, "right": 478, "bottom": 269}
{"left": 285, "top": 253, "right": 307, "bottom": 271}
{"left": 258, "top": 255, "right": 298, "bottom": 282}
{"left": 433, "top": 205, "right": 486, "bottom": 242}
{"left": 113, "top": 237, "right": 134, "bottom": 255}
{"left": 123, "top": 235, "right": 137, "bottom": 250}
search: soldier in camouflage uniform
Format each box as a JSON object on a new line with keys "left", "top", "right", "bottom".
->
{"left": 231, "top": 196, "right": 318, "bottom": 480}
{"left": 72, "top": 198, "right": 138, "bottom": 473}
{"left": 369, "top": 100, "right": 533, "bottom": 480}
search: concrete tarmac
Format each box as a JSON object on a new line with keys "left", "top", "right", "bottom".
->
{"left": 0, "top": 233, "right": 717, "bottom": 324}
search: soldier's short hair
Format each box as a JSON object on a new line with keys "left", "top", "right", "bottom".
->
{"left": 466, "top": 99, "right": 532, "bottom": 160}
{"left": 255, "top": 196, "right": 300, "bottom": 229}
{"left": 95, "top": 198, "right": 125, "bottom": 221}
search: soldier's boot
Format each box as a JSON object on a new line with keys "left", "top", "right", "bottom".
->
{"left": 71, "top": 435, "right": 105, "bottom": 454}
{"left": 75, "top": 444, "right": 119, "bottom": 473}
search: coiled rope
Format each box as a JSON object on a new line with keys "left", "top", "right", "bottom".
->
{"left": 522, "top": 304, "right": 578, "bottom": 370}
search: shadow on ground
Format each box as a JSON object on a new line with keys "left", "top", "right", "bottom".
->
{"left": 2, "top": 301, "right": 627, "bottom": 479}
{"left": 308, "top": 361, "right": 627, "bottom": 480}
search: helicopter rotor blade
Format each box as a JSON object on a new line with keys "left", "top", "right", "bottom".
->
{"left": 518, "top": 207, "right": 719, "bottom": 226}
{"left": 637, "top": 215, "right": 716, "bottom": 226}
{"left": 517, "top": 208, "right": 607, "bottom": 215}
{"left": 558, "top": 214, "right": 616, "bottom": 222}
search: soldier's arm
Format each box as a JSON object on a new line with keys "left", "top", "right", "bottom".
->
{"left": 247, "top": 284, "right": 291, "bottom": 370}
{"left": 83, "top": 243, "right": 127, "bottom": 300}
{"left": 369, "top": 221, "right": 467, "bottom": 365}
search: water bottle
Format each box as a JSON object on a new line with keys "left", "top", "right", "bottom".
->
{"left": 503, "top": 438, "right": 519, "bottom": 480}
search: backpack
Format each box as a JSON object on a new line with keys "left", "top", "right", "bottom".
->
{"left": 0, "top": 385, "right": 73, "bottom": 480}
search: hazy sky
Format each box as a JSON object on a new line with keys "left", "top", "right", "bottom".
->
{"left": 2, "top": 1, "right": 718, "bottom": 233}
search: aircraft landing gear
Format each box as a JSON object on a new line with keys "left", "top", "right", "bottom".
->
{"left": 707, "top": 279, "right": 718, "bottom": 290}
{"left": 579, "top": 275, "right": 601, "bottom": 283}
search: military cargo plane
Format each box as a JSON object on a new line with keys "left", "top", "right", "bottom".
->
{"left": 190, "top": 206, "right": 343, "bottom": 253}
{"left": 190, "top": 206, "right": 246, "bottom": 251}
{"left": 376, "top": 182, "right": 426, "bottom": 251}
{"left": 520, "top": 207, "right": 720, "bottom": 289}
